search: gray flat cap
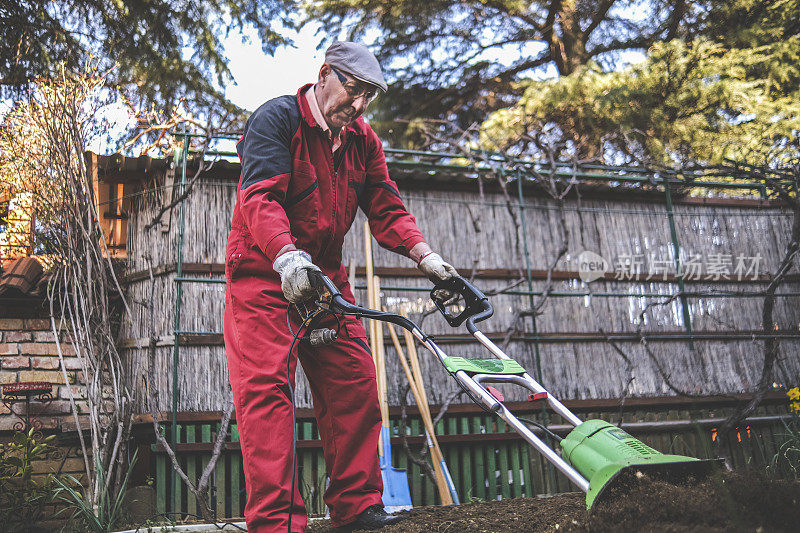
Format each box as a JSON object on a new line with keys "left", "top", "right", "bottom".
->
{"left": 325, "top": 41, "right": 387, "bottom": 92}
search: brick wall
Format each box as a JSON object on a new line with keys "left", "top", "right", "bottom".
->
{"left": 1, "top": 317, "right": 92, "bottom": 529}
{"left": 0, "top": 318, "right": 87, "bottom": 432}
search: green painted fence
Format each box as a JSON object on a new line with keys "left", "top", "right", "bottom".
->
{"left": 145, "top": 400, "right": 792, "bottom": 519}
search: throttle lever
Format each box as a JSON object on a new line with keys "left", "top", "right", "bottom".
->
{"left": 291, "top": 269, "right": 338, "bottom": 326}
{"left": 431, "top": 276, "right": 493, "bottom": 328}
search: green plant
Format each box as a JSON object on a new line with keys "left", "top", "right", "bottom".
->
{"left": 0, "top": 428, "right": 61, "bottom": 532}
{"left": 54, "top": 450, "right": 138, "bottom": 532}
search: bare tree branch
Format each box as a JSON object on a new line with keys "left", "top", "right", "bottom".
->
{"left": 144, "top": 135, "right": 215, "bottom": 231}
{"left": 397, "top": 385, "right": 437, "bottom": 482}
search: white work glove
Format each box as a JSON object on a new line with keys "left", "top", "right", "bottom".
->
{"left": 418, "top": 252, "right": 459, "bottom": 301}
{"left": 272, "top": 250, "right": 321, "bottom": 303}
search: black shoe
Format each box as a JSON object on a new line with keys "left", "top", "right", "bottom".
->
{"left": 335, "top": 504, "right": 407, "bottom": 531}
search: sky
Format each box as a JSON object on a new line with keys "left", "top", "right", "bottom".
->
{"left": 218, "top": 22, "right": 561, "bottom": 113}
{"left": 222, "top": 23, "right": 327, "bottom": 112}
{"left": 82, "top": 25, "right": 330, "bottom": 154}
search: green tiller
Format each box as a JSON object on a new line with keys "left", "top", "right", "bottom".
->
{"left": 298, "top": 272, "right": 721, "bottom": 509}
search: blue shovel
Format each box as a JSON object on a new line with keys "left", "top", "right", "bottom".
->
{"left": 379, "top": 425, "right": 413, "bottom": 512}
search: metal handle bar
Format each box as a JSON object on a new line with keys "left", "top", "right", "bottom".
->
{"left": 306, "top": 269, "right": 421, "bottom": 334}
{"left": 305, "top": 270, "right": 582, "bottom": 428}
{"left": 304, "top": 270, "right": 591, "bottom": 491}
{"left": 430, "top": 276, "right": 493, "bottom": 332}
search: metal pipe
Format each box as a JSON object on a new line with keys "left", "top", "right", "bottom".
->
{"left": 514, "top": 170, "right": 558, "bottom": 489}
{"left": 409, "top": 328, "right": 582, "bottom": 451}
{"left": 663, "top": 180, "right": 694, "bottom": 350}
{"left": 351, "top": 284, "right": 800, "bottom": 298}
{"left": 412, "top": 327, "right": 450, "bottom": 368}
{"left": 451, "top": 370, "right": 592, "bottom": 490}
{"left": 174, "top": 277, "right": 227, "bottom": 283}
{"left": 456, "top": 370, "right": 502, "bottom": 412}
{"left": 470, "top": 414, "right": 792, "bottom": 439}
{"left": 515, "top": 173, "right": 545, "bottom": 384}
{"left": 471, "top": 331, "right": 800, "bottom": 342}
{"left": 384, "top": 157, "right": 792, "bottom": 190}
{"left": 397, "top": 196, "right": 792, "bottom": 217}
{"left": 473, "top": 331, "right": 512, "bottom": 360}
{"left": 164, "top": 137, "right": 792, "bottom": 192}
{"left": 169, "top": 330, "right": 800, "bottom": 342}
{"left": 385, "top": 147, "right": 794, "bottom": 185}
{"left": 471, "top": 332, "right": 584, "bottom": 426}
{"left": 411, "top": 328, "right": 583, "bottom": 432}
{"left": 170, "top": 132, "right": 189, "bottom": 513}
{"left": 139, "top": 277, "right": 800, "bottom": 298}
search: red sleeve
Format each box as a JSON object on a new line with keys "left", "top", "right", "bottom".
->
{"left": 237, "top": 179, "right": 295, "bottom": 261}
{"left": 235, "top": 97, "right": 299, "bottom": 262}
{"left": 361, "top": 128, "right": 426, "bottom": 257}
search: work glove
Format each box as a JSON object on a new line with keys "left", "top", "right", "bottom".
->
{"left": 272, "top": 250, "right": 321, "bottom": 303}
{"left": 418, "top": 252, "right": 459, "bottom": 302}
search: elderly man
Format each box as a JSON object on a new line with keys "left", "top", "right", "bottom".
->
{"left": 224, "top": 41, "right": 457, "bottom": 532}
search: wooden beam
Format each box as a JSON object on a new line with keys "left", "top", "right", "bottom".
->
{"left": 389, "top": 170, "right": 788, "bottom": 209}
{"left": 120, "top": 262, "right": 800, "bottom": 285}
{"left": 131, "top": 391, "right": 788, "bottom": 428}
{"left": 147, "top": 414, "right": 790, "bottom": 453}
{"left": 117, "top": 328, "right": 800, "bottom": 348}
{"left": 183, "top": 262, "right": 226, "bottom": 274}
{"left": 85, "top": 150, "right": 789, "bottom": 208}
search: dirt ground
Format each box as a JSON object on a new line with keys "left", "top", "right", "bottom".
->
{"left": 307, "top": 471, "right": 800, "bottom": 532}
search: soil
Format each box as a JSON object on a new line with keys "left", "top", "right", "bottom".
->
{"left": 306, "top": 471, "right": 800, "bottom": 532}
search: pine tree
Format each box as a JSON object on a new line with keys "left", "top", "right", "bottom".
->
{"left": 1, "top": 0, "right": 296, "bottom": 117}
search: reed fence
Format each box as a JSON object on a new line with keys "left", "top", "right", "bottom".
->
{"left": 106, "top": 142, "right": 800, "bottom": 412}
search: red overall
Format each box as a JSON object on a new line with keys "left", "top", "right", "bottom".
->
{"left": 224, "top": 85, "right": 425, "bottom": 532}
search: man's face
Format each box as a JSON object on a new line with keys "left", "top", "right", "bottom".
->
{"left": 316, "top": 64, "right": 378, "bottom": 130}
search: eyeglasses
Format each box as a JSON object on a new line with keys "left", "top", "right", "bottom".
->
{"left": 329, "top": 66, "right": 378, "bottom": 102}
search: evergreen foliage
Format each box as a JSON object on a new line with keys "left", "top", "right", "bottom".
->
{"left": 480, "top": 39, "right": 800, "bottom": 164}
{"left": 1, "top": 0, "right": 295, "bottom": 116}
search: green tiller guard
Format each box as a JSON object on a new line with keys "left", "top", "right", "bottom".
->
{"left": 561, "top": 420, "right": 724, "bottom": 508}
{"left": 303, "top": 272, "right": 722, "bottom": 510}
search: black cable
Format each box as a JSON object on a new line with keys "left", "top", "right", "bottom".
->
{"left": 332, "top": 311, "right": 342, "bottom": 338}
{"left": 517, "top": 417, "right": 563, "bottom": 443}
{"left": 285, "top": 311, "right": 312, "bottom": 533}
{"left": 286, "top": 309, "right": 312, "bottom": 343}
